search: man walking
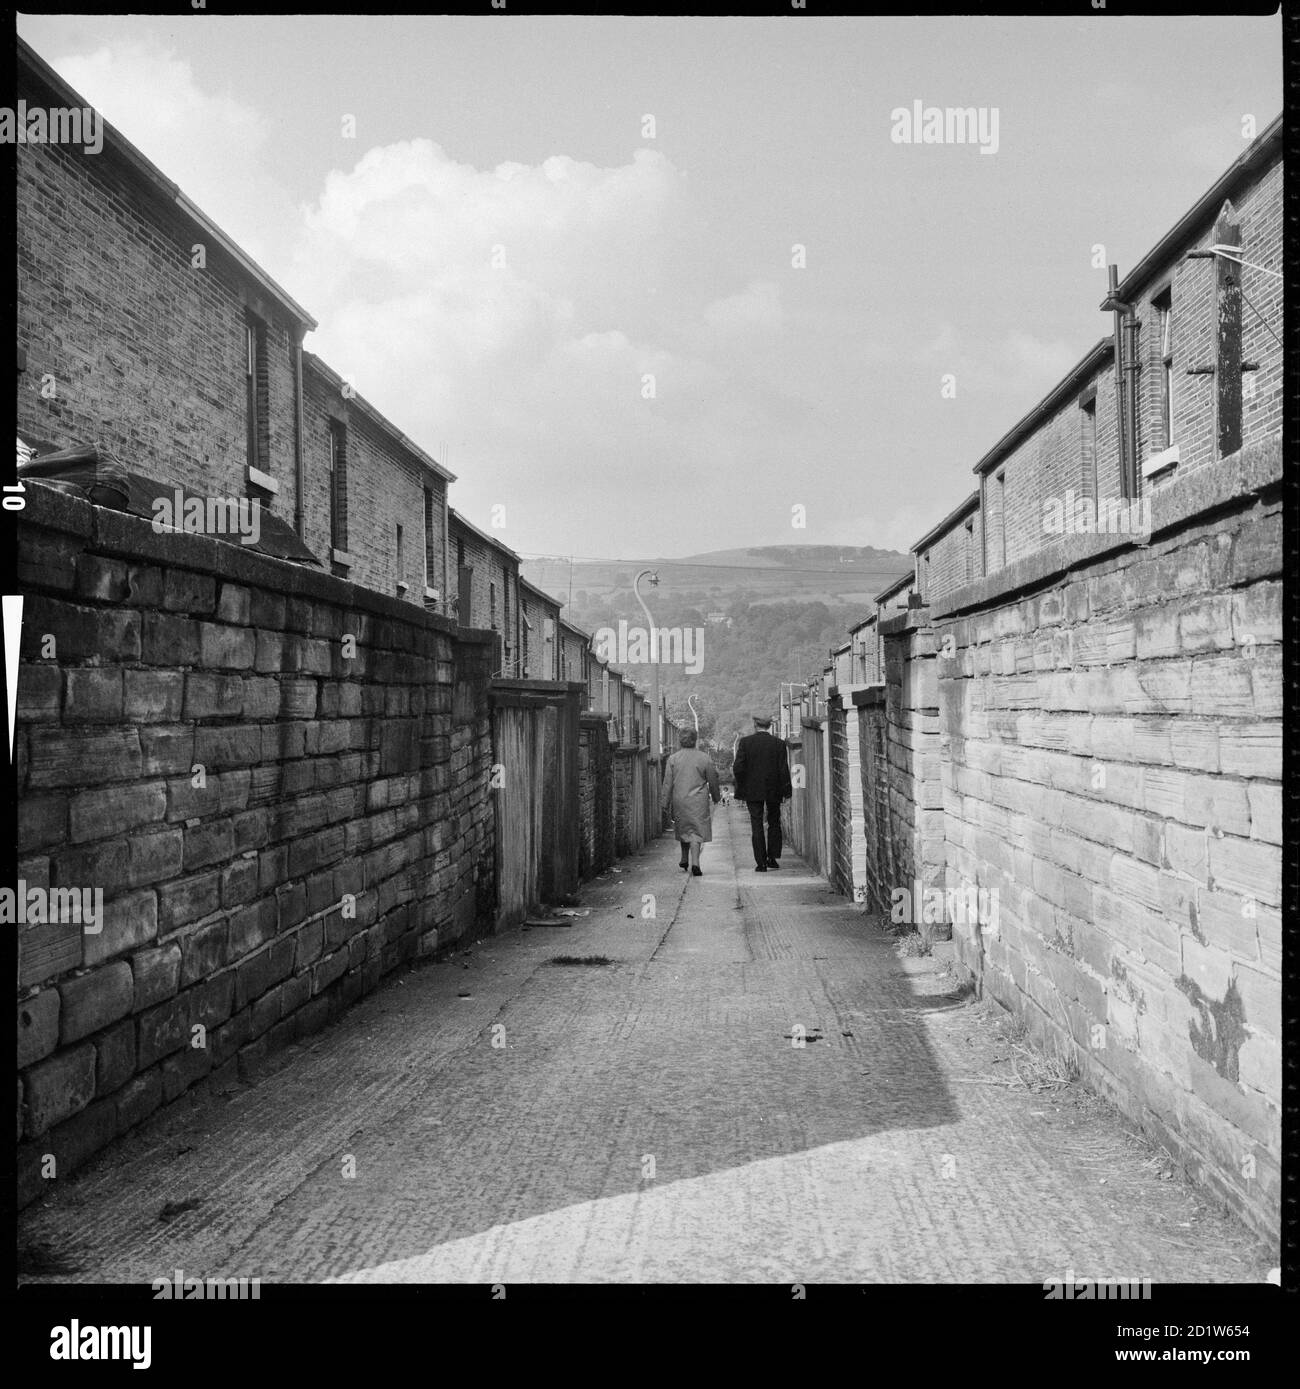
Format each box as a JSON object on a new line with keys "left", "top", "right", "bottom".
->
{"left": 733, "top": 714, "right": 793, "bottom": 872}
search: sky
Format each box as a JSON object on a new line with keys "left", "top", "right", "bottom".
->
{"left": 17, "top": 13, "right": 1282, "bottom": 563}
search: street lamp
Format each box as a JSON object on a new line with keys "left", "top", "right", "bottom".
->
{"left": 634, "top": 569, "right": 661, "bottom": 760}
{"left": 687, "top": 691, "right": 700, "bottom": 734}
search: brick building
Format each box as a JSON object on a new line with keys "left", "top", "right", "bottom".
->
{"left": 559, "top": 618, "right": 593, "bottom": 689}
{"left": 16, "top": 39, "right": 314, "bottom": 530}
{"left": 300, "top": 355, "right": 451, "bottom": 606}
{"left": 974, "top": 117, "right": 1280, "bottom": 580}
{"left": 16, "top": 37, "right": 460, "bottom": 619}
{"left": 448, "top": 509, "right": 522, "bottom": 675}
{"left": 783, "top": 115, "right": 1283, "bottom": 1235}
{"left": 518, "top": 578, "right": 562, "bottom": 681}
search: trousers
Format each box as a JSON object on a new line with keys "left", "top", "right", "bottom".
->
{"left": 747, "top": 799, "right": 783, "bottom": 866}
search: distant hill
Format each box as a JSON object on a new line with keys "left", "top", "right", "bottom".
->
{"left": 521, "top": 545, "right": 913, "bottom": 761}
{"left": 523, "top": 544, "right": 911, "bottom": 613}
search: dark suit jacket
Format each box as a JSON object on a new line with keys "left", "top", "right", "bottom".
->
{"left": 733, "top": 731, "right": 793, "bottom": 803}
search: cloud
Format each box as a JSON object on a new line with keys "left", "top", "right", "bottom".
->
{"left": 702, "top": 280, "right": 783, "bottom": 334}
{"left": 916, "top": 321, "right": 1083, "bottom": 399}
{"left": 51, "top": 39, "right": 292, "bottom": 267}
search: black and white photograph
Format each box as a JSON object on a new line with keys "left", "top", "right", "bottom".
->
{"left": 8, "top": 2, "right": 1291, "bottom": 1363}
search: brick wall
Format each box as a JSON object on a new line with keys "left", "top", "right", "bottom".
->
{"left": 828, "top": 690, "right": 871, "bottom": 902}
{"left": 977, "top": 142, "right": 1279, "bottom": 582}
{"left": 578, "top": 715, "right": 614, "bottom": 878}
{"left": 559, "top": 626, "right": 590, "bottom": 688}
{"left": 15, "top": 482, "right": 496, "bottom": 1205}
{"left": 854, "top": 690, "right": 894, "bottom": 914}
{"left": 919, "top": 506, "right": 982, "bottom": 605}
{"left": 876, "top": 616, "right": 948, "bottom": 942}
{"left": 450, "top": 513, "right": 519, "bottom": 675}
{"left": 302, "top": 359, "right": 447, "bottom": 606}
{"left": 930, "top": 435, "right": 1281, "bottom": 1235}
{"left": 519, "top": 588, "right": 561, "bottom": 681}
{"left": 16, "top": 127, "right": 304, "bottom": 524}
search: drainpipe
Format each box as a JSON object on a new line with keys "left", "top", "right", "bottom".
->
{"left": 293, "top": 334, "right": 306, "bottom": 539}
{"left": 1103, "top": 266, "right": 1140, "bottom": 499}
{"left": 441, "top": 488, "right": 450, "bottom": 617}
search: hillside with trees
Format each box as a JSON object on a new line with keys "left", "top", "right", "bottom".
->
{"left": 523, "top": 546, "right": 911, "bottom": 773}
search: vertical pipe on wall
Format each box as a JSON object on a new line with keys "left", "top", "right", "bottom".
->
{"left": 293, "top": 334, "right": 306, "bottom": 539}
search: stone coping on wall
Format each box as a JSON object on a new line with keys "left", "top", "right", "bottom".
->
{"left": 20, "top": 479, "right": 496, "bottom": 648}
{"left": 489, "top": 679, "right": 585, "bottom": 708}
{"left": 879, "top": 610, "right": 931, "bottom": 636}
{"left": 928, "top": 434, "right": 1281, "bottom": 622}
{"left": 850, "top": 685, "right": 886, "bottom": 707}
{"left": 800, "top": 716, "right": 825, "bottom": 731}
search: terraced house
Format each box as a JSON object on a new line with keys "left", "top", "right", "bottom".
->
{"left": 12, "top": 35, "right": 672, "bottom": 1201}
{"left": 785, "top": 115, "right": 1282, "bottom": 1236}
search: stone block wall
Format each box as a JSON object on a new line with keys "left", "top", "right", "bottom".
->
{"left": 929, "top": 436, "right": 1281, "bottom": 1235}
{"left": 15, "top": 482, "right": 496, "bottom": 1205}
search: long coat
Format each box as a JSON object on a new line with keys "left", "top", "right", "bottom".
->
{"left": 661, "top": 748, "right": 721, "bottom": 843}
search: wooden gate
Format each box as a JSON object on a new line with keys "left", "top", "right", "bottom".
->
{"left": 491, "top": 680, "right": 581, "bottom": 928}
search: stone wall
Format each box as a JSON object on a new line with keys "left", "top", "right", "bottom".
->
{"left": 15, "top": 481, "right": 496, "bottom": 1205}
{"left": 929, "top": 436, "right": 1281, "bottom": 1235}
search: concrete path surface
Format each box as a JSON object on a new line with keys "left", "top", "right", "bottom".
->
{"left": 17, "top": 808, "right": 1272, "bottom": 1285}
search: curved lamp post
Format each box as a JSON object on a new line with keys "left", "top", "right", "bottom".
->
{"left": 633, "top": 569, "right": 660, "bottom": 759}
{"left": 687, "top": 691, "right": 700, "bottom": 734}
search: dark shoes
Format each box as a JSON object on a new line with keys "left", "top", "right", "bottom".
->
{"left": 767, "top": 859, "right": 780, "bottom": 869}
{"left": 755, "top": 864, "right": 768, "bottom": 872}
{"left": 691, "top": 866, "right": 702, "bottom": 876}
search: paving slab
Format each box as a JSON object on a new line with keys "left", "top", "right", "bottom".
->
{"left": 16, "top": 804, "right": 1272, "bottom": 1285}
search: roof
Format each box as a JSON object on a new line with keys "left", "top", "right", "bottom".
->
{"left": 911, "top": 489, "right": 980, "bottom": 554}
{"left": 519, "top": 576, "right": 562, "bottom": 608}
{"left": 448, "top": 508, "right": 521, "bottom": 563}
{"left": 874, "top": 570, "right": 914, "bottom": 604}
{"left": 1109, "top": 113, "right": 1282, "bottom": 305}
{"left": 559, "top": 617, "right": 593, "bottom": 642}
{"left": 17, "top": 38, "right": 317, "bottom": 334}
{"left": 972, "top": 340, "right": 1112, "bottom": 478}
{"left": 303, "top": 353, "right": 454, "bottom": 483}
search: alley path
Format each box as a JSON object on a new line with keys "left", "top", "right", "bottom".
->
{"left": 17, "top": 811, "right": 1269, "bottom": 1285}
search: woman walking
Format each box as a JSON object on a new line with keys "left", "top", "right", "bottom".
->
{"left": 661, "top": 727, "right": 721, "bottom": 876}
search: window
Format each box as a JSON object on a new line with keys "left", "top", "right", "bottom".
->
{"left": 423, "top": 488, "right": 435, "bottom": 589}
{"left": 963, "top": 518, "right": 975, "bottom": 583}
{"left": 490, "top": 581, "right": 497, "bottom": 631}
{"left": 328, "top": 421, "right": 348, "bottom": 551}
{"left": 395, "top": 524, "right": 404, "bottom": 588}
{"left": 244, "top": 315, "right": 269, "bottom": 474}
{"left": 1080, "top": 392, "right": 1098, "bottom": 505}
{"left": 1154, "top": 289, "right": 1174, "bottom": 448}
